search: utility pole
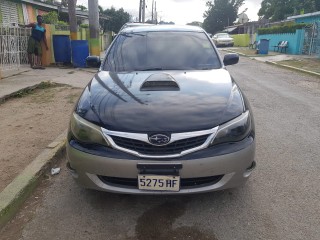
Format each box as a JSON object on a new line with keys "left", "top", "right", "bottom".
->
{"left": 68, "top": 0, "right": 77, "bottom": 40}
{"left": 139, "top": 0, "right": 142, "bottom": 22}
{"left": 155, "top": 1, "right": 157, "bottom": 24}
{"left": 88, "top": 0, "right": 100, "bottom": 56}
{"left": 151, "top": 0, "right": 154, "bottom": 23}
{"left": 142, "top": 0, "right": 146, "bottom": 23}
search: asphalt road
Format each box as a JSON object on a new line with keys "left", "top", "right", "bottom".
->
{"left": 2, "top": 55, "right": 320, "bottom": 240}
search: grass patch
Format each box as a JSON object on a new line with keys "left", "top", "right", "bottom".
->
{"left": 30, "top": 88, "right": 56, "bottom": 104}
{"left": 276, "top": 58, "right": 320, "bottom": 73}
{"left": 229, "top": 48, "right": 280, "bottom": 57}
{"left": 0, "top": 82, "right": 70, "bottom": 105}
{"left": 13, "top": 82, "right": 64, "bottom": 98}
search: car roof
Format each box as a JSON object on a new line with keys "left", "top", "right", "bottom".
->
{"left": 123, "top": 22, "right": 154, "bottom": 27}
{"left": 120, "top": 24, "right": 204, "bottom": 33}
{"left": 119, "top": 22, "right": 155, "bottom": 32}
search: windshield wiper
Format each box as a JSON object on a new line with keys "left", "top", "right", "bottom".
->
{"left": 137, "top": 67, "right": 163, "bottom": 71}
{"left": 119, "top": 32, "right": 146, "bottom": 37}
{"left": 135, "top": 67, "right": 199, "bottom": 71}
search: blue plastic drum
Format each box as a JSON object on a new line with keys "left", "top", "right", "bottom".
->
{"left": 71, "top": 40, "right": 89, "bottom": 68}
{"left": 52, "top": 35, "right": 71, "bottom": 64}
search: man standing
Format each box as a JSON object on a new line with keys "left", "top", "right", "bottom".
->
{"left": 22, "top": 15, "right": 49, "bottom": 69}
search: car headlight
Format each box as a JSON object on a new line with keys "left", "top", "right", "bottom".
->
{"left": 70, "top": 112, "right": 110, "bottom": 146}
{"left": 210, "top": 111, "right": 252, "bottom": 145}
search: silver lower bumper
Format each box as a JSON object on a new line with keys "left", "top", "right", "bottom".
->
{"left": 66, "top": 141, "right": 255, "bottom": 194}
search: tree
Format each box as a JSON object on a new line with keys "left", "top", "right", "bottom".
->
{"left": 77, "top": 5, "right": 87, "bottom": 11}
{"left": 316, "top": 0, "right": 320, "bottom": 10}
{"left": 42, "top": 11, "right": 59, "bottom": 24}
{"left": 61, "top": 0, "right": 68, "bottom": 7}
{"left": 100, "top": 7, "right": 130, "bottom": 33}
{"left": 98, "top": 5, "right": 104, "bottom": 14}
{"left": 159, "top": 21, "right": 175, "bottom": 25}
{"left": 203, "top": 0, "right": 244, "bottom": 34}
{"left": 68, "top": 0, "right": 77, "bottom": 40}
{"left": 187, "top": 21, "right": 202, "bottom": 27}
{"left": 258, "top": 0, "right": 319, "bottom": 21}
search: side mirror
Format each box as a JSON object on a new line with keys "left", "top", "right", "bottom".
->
{"left": 223, "top": 53, "right": 239, "bottom": 66}
{"left": 86, "top": 56, "right": 101, "bottom": 68}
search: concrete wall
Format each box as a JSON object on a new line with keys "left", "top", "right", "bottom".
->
{"left": 232, "top": 34, "right": 251, "bottom": 47}
{"left": 295, "top": 16, "right": 320, "bottom": 24}
{"left": 43, "top": 25, "right": 110, "bottom": 65}
{"left": 256, "top": 29, "right": 305, "bottom": 54}
{"left": 41, "top": 23, "right": 53, "bottom": 66}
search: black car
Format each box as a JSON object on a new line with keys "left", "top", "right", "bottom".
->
{"left": 67, "top": 25, "right": 256, "bottom": 194}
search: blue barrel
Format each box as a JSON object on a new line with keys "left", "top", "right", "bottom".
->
{"left": 71, "top": 40, "right": 89, "bottom": 68}
{"left": 52, "top": 35, "right": 71, "bottom": 63}
{"left": 259, "top": 39, "right": 270, "bottom": 54}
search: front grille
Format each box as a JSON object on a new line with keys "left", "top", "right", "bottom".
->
{"left": 111, "top": 134, "right": 210, "bottom": 155}
{"left": 98, "top": 175, "right": 224, "bottom": 189}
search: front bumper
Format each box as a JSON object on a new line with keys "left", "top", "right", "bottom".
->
{"left": 216, "top": 41, "right": 234, "bottom": 47}
{"left": 66, "top": 138, "right": 256, "bottom": 194}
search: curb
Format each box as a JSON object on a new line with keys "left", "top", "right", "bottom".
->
{"left": 0, "top": 84, "right": 42, "bottom": 104}
{"left": 265, "top": 61, "right": 320, "bottom": 77}
{"left": 0, "top": 69, "right": 30, "bottom": 81}
{"left": 222, "top": 49, "right": 320, "bottom": 78}
{"left": 222, "top": 49, "right": 248, "bottom": 57}
{"left": 0, "top": 130, "right": 67, "bottom": 229}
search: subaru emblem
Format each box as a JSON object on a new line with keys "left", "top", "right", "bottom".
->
{"left": 148, "top": 134, "right": 171, "bottom": 146}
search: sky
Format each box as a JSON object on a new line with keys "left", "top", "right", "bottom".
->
{"left": 77, "top": 0, "right": 262, "bottom": 25}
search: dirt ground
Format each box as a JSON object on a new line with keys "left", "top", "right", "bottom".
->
{"left": 0, "top": 83, "right": 83, "bottom": 192}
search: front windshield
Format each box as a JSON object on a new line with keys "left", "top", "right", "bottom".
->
{"left": 217, "top": 33, "right": 230, "bottom": 38}
{"left": 103, "top": 31, "right": 221, "bottom": 72}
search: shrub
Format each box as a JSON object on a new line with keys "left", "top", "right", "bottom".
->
{"left": 42, "top": 11, "right": 58, "bottom": 24}
{"left": 57, "top": 21, "right": 68, "bottom": 26}
{"left": 257, "top": 23, "right": 311, "bottom": 35}
{"left": 80, "top": 24, "right": 89, "bottom": 28}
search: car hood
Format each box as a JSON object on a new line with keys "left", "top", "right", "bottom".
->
{"left": 217, "top": 37, "right": 233, "bottom": 41}
{"left": 77, "top": 69, "right": 244, "bottom": 133}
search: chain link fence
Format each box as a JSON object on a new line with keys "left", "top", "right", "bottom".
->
{"left": 302, "top": 22, "right": 320, "bottom": 56}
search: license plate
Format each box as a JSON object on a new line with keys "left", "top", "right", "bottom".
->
{"left": 138, "top": 175, "right": 180, "bottom": 192}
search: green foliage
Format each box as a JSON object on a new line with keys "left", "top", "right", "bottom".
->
{"left": 57, "top": 20, "right": 68, "bottom": 26}
{"left": 203, "top": 0, "right": 245, "bottom": 34}
{"left": 0, "top": 8, "right": 2, "bottom": 24}
{"left": 98, "top": 5, "right": 104, "bottom": 13}
{"left": 258, "top": 0, "right": 320, "bottom": 21}
{"left": 42, "top": 11, "right": 59, "bottom": 24}
{"left": 77, "top": 5, "right": 87, "bottom": 11}
{"left": 159, "top": 21, "right": 175, "bottom": 25}
{"left": 80, "top": 23, "right": 89, "bottom": 28}
{"left": 187, "top": 21, "right": 202, "bottom": 27}
{"left": 257, "top": 23, "right": 310, "bottom": 35}
{"left": 100, "top": 7, "right": 130, "bottom": 33}
{"left": 61, "top": 0, "right": 68, "bottom": 7}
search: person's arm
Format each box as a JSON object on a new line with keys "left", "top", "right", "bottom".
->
{"left": 43, "top": 31, "right": 49, "bottom": 50}
{"left": 19, "top": 23, "right": 36, "bottom": 28}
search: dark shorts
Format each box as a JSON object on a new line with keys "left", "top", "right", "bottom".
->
{"left": 27, "top": 37, "right": 42, "bottom": 56}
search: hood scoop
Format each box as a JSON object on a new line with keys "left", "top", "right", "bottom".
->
{"left": 140, "top": 73, "right": 180, "bottom": 91}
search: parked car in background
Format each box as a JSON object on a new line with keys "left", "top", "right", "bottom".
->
{"left": 212, "top": 33, "right": 234, "bottom": 47}
{"left": 67, "top": 25, "right": 256, "bottom": 194}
